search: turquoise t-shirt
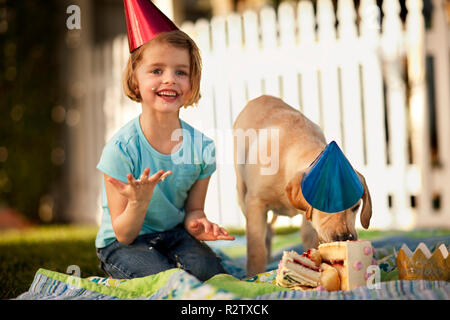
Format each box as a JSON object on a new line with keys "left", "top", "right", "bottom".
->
{"left": 95, "top": 115, "right": 216, "bottom": 248}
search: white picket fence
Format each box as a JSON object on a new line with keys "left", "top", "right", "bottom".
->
{"left": 69, "top": 0, "right": 450, "bottom": 230}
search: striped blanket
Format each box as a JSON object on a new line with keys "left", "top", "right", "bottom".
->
{"left": 16, "top": 234, "right": 450, "bottom": 300}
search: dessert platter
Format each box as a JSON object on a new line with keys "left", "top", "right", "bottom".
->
{"left": 276, "top": 240, "right": 378, "bottom": 291}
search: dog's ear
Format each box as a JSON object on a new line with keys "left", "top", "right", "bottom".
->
{"left": 356, "top": 171, "right": 372, "bottom": 229}
{"left": 285, "top": 171, "right": 313, "bottom": 220}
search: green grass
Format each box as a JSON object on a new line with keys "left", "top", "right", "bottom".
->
{"left": 0, "top": 225, "right": 100, "bottom": 299}
{"left": 1, "top": 225, "right": 449, "bottom": 300}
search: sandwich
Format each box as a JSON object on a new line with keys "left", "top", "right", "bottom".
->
{"left": 276, "top": 249, "right": 340, "bottom": 291}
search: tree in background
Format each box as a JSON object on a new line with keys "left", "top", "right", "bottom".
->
{"left": 0, "top": 0, "right": 65, "bottom": 224}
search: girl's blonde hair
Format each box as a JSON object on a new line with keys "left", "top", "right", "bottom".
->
{"left": 123, "top": 30, "right": 202, "bottom": 107}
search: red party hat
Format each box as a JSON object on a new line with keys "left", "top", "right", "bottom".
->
{"left": 123, "top": 0, "right": 179, "bottom": 52}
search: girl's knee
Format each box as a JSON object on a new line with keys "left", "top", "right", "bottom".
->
{"left": 181, "top": 254, "right": 227, "bottom": 281}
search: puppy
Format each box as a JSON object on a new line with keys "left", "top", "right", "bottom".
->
{"left": 233, "top": 95, "right": 372, "bottom": 277}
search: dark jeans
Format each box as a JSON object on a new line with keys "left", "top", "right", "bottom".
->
{"left": 96, "top": 225, "right": 227, "bottom": 281}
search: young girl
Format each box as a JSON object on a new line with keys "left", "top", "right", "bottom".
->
{"left": 95, "top": 29, "right": 234, "bottom": 281}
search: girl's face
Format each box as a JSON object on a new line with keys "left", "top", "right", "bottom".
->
{"left": 134, "top": 42, "right": 191, "bottom": 113}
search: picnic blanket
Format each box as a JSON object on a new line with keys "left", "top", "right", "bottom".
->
{"left": 16, "top": 232, "right": 450, "bottom": 300}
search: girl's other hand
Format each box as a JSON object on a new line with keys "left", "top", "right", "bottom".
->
{"left": 107, "top": 168, "right": 172, "bottom": 203}
{"left": 187, "top": 217, "right": 235, "bottom": 241}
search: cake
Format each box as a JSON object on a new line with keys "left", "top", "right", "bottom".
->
{"left": 318, "top": 240, "right": 375, "bottom": 290}
{"left": 319, "top": 262, "right": 341, "bottom": 291}
{"left": 276, "top": 249, "right": 340, "bottom": 291}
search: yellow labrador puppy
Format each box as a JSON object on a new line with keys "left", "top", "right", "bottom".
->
{"left": 233, "top": 95, "right": 372, "bottom": 277}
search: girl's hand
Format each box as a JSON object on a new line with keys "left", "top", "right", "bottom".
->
{"left": 107, "top": 168, "right": 172, "bottom": 204}
{"left": 186, "top": 217, "right": 235, "bottom": 241}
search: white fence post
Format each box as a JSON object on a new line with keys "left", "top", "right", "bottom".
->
{"left": 381, "top": 0, "right": 410, "bottom": 228}
{"left": 243, "top": 10, "right": 262, "bottom": 101}
{"left": 359, "top": 0, "right": 390, "bottom": 229}
{"left": 315, "top": 0, "right": 342, "bottom": 146}
{"left": 337, "top": 0, "right": 365, "bottom": 168}
{"left": 406, "top": 0, "right": 432, "bottom": 227}
{"left": 278, "top": 1, "right": 299, "bottom": 107}
{"left": 182, "top": 19, "right": 224, "bottom": 225}
{"left": 227, "top": 13, "right": 247, "bottom": 122}
{"left": 427, "top": 0, "right": 450, "bottom": 226}
{"left": 63, "top": 0, "right": 102, "bottom": 224}
{"left": 92, "top": 45, "right": 107, "bottom": 225}
{"left": 260, "top": 6, "right": 280, "bottom": 97}
{"left": 299, "top": 1, "right": 321, "bottom": 125}
{"left": 211, "top": 15, "right": 243, "bottom": 227}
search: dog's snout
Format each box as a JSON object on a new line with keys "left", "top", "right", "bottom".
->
{"left": 333, "top": 233, "right": 355, "bottom": 242}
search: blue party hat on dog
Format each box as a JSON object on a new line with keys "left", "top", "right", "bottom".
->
{"left": 301, "top": 141, "right": 364, "bottom": 213}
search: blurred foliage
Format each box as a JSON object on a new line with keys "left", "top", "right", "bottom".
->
{"left": 0, "top": 0, "right": 64, "bottom": 222}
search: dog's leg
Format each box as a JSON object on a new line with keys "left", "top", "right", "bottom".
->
{"left": 300, "top": 219, "right": 319, "bottom": 250}
{"left": 235, "top": 167, "right": 247, "bottom": 213}
{"left": 245, "top": 197, "right": 268, "bottom": 277}
{"left": 265, "top": 222, "right": 273, "bottom": 264}
{"left": 265, "top": 213, "right": 277, "bottom": 265}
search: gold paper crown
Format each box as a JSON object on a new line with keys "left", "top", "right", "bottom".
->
{"left": 396, "top": 243, "right": 449, "bottom": 281}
